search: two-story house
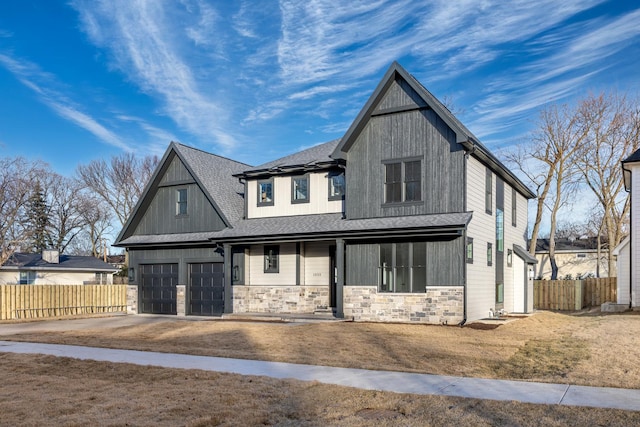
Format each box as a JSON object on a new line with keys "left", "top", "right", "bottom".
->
{"left": 115, "top": 62, "right": 537, "bottom": 324}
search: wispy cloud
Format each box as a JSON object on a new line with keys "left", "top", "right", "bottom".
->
{"left": 463, "top": 7, "right": 640, "bottom": 142}
{"left": 0, "top": 52, "right": 129, "bottom": 150}
{"left": 71, "top": 0, "right": 238, "bottom": 149}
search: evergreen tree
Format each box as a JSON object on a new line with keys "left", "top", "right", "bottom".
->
{"left": 25, "top": 181, "right": 51, "bottom": 252}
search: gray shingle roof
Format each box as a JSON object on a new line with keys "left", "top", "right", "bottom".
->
{"left": 3, "top": 253, "right": 118, "bottom": 272}
{"left": 513, "top": 245, "right": 538, "bottom": 264}
{"left": 209, "top": 212, "right": 472, "bottom": 243}
{"left": 623, "top": 148, "right": 640, "bottom": 164}
{"left": 238, "top": 139, "right": 341, "bottom": 176}
{"left": 173, "top": 143, "right": 251, "bottom": 224}
{"left": 117, "top": 232, "right": 217, "bottom": 246}
{"left": 116, "top": 212, "right": 472, "bottom": 246}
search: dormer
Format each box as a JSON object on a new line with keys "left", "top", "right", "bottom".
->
{"left": 234, "top": 140, "right": 345, "bottom": 219}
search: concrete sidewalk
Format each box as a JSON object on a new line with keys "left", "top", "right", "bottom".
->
{"left": 1, "top": 340, "right": 639, "bottom": 411}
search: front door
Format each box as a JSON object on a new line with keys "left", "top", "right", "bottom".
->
{"left": 329, "top": 245, "right": 337, "bottom": 309}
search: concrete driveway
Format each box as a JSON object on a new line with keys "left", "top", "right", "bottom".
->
{"left": 0, "top": 314, "right": 180, "bottom": 336}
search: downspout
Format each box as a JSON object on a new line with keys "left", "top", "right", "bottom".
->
{"left": 459, "top": 145, "right": 471, "bottom": 327}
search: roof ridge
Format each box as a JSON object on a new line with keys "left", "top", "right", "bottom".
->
{"left": 172, "top": 141, "right": 253, "bottom": 168}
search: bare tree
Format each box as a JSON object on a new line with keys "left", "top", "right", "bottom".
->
{"left": 574, "top": 92, "right": 640, "bottom": 276}
{"left": 505, "top": 102, "right": 587, "bottom": 278}
{"left": 0, "top": 157, "right": 48, "bottom": 264}
{"left": 75, "top": 194, "right": 113, "bottom": 258}
{"left": 45, "top": 174, "right": 90, "bottom": 253}
{"left": 76, "top": 153, "right": 158, "bottom": 227}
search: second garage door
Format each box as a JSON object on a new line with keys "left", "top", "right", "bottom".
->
{"left": 189, "top": 262, "right": 224, "bottom": 315}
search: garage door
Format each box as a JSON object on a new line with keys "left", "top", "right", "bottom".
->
{"left": 189, "top": 262, "right": 224, "bottom": 316}
{"left": 140, "top": 264, "right": 178, "bottom": 314}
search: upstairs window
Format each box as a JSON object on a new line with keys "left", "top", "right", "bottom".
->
{"left": 328, "top": 172, "right": 345, "bottom": 200}
{"left": 176, "top": 188, "right": 188, "bottom": 216}
{"left": 291, "top": 175, "right": 309, "bottom": 203}
{"left": 404, "top": 160, "right": 422, "bottom": 202}
{"left": 384, "top": 163, "right": 402, "bottom": 203}
{"left": 496, "top": 209, "right": 504, "bottom": 252}
{"left": 258, "top": 179, "right": 274, "bottom": 206}
{"left": 512, "top": 187, "right": 517, "bottom": 227}
{"left": 485, "top": 169, "right": 493, "bottom": 214}
{"left": 264, "top": 245, "right": 279, "bottom": 273}
{"left": 466, "top": 238, "right": 474, "bottom": 264}
{"left": 384, "top": 159, "right": 422, "bottom": 204}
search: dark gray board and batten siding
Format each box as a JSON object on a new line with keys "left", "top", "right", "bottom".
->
{"left": 133, "top": 155, "right": 227, "bottom": 235}
{"left": 345, "top": 78, "right": 465, "bottom": 220}
{"left": 129, "top": 247, "right": 224, "bottom": 285}
{"left": 346, "top": 237, "right": 464, "bottom": 287}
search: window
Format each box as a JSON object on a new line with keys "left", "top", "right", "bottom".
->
{"left": 487, "top": 242, "right": 493, "bottom": 266}
{"left": 19, "top": 271, "right": 35, "bottom": 285}
{"left": 95, "top": 272, "right": 108, "bottom": 284}
{"left": 511, "top": 187, "right": 517, "bottom": 227}
{"left": 496, "top": 282, "right": 504, "bottom": 304}
{"left": 404, "top": 160, "right": 422, "bottom": 202}
{"left": 258, "top": 179, "right": 274, "bottom": 206}
{"left": 176, "top": 188, "right": 188, "bottom": 216}
{"left": 291, "top": 175, "right": 309, "bottom": 203}
{"left": 466, "top": 238, "right": 474, "bottom": 264}
{"left": 384, "top": 159, "right": 422, "bottom": 204}
{"left": 328, "top": 172, "right": 345, "bottom": 200}
{"left": 496, "top": 209, "right": 504, "bottom": 252}
{"left": 577, "top": 253, "right": 586, "bottom": 258}
{"left": 485, "top": 169, "right": 492, "bottom": 214}
{"left": 384, "top": 163, "right": 402, "bottom": 203}
{"left": 264, "top": 245, "right": 279, "bottom": 273}
{"left": 507, "top": 249, "right": 513, "bottom": 267}
{"left": 379, "top": 242, "right": 427, "bottom": 293}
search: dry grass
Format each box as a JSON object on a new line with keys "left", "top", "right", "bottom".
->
{"left": 1, "top": 310, "right": 640, "bottom": 425}
{"left": 1, "top": 353, "right": 639, "bottom": 427}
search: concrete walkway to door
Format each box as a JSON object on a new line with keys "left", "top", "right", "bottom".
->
{"left": 0, "top": 338, "right": 639, "bottom": 412}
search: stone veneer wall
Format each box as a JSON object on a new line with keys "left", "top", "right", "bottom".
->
{"left": 233, "top": 285, "right": 330, "bottom": 314}
{"left": 126, "top": 285, "right": 138, "bottom": 315}
{"left": 344, "top": 286, "right": 464, "bottom": 324}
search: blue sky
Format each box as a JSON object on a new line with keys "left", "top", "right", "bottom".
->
{"left": 0, "top": 1, "right": 639, "bottom": 176}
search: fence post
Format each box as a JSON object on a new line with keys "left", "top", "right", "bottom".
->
{"left": 575, "top": 280, "right": 583, "bottom": 310}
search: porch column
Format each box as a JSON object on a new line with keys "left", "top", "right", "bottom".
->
{"left": 335, "top": 238, "right": 345, "bottom": 318}
{"left": 223, "top": 243, "right": 233, "bottom": 314}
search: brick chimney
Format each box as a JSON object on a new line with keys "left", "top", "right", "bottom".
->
{"left": 42, "top": 249, "right": 60, "bottom": 264}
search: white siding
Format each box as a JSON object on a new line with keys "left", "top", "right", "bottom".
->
{"left": 616, "top": 238, "right": 630, "bottom": 305}
{"left": 466, "top": 157, "right": 495, "bottom": 321}
{"left": 247, "top": 173, "right": 343, "bottom": 218}
{"left": 631, "top": 163, "right": 640, "bottom": 307}
{"left": 248, "top": 243, "right": 297, "bottom": 286}
{"left": 465, "top": 156, "right": 530, "bottom": 320}
{"left": 303, "top": 242, "right": 330, "bottom": 286}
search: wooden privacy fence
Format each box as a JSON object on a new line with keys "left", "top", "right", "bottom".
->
{"left": 0, "top": 285, "right": 127, "bottom": 320}
{"left": 534, "top": 278, "right": 617, "bottom": 311}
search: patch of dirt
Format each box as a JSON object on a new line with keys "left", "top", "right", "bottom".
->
{"left": 465, "top": 322, "right": 501, "bottom": 330}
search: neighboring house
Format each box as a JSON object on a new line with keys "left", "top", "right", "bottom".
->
{"left": 0, "top": 249, "right": 118, "bottom": 285}
{"left": 115, "top": 62, "right": 537, "bottom": 324}
{"left": 106, "top": 254, "right": 126, "bottom": 271}
{"left": 616, "top": 149, "right": 640, "bottom": 308}
{"left": 534, "top": 238, "right": 610, "bottom": 279}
